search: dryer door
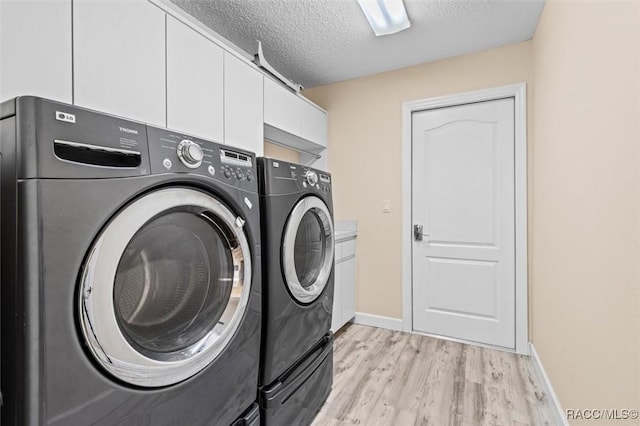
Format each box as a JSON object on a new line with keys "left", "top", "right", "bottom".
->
{"left": 282, "top": 195, "right": 334, "bottom": 304}
{"left": 79, "top": 187, "right": 252, "bottom": 388}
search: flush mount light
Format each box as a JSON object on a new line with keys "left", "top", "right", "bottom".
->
{"left": 357, "top": 0, "right": 411, "bottom": 36}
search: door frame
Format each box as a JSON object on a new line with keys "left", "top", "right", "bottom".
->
{"left": 401, "top": 83, "right": 528, "bottom": 355}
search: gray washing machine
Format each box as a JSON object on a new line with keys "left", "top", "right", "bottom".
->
{"left": 0, "top": 97, "right": 261, "bottom": 425}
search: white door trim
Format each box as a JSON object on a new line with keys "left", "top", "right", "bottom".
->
{"left": 401, "top": 83, "right": 528, "bottom": 354}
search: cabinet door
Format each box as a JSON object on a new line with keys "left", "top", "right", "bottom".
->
{"left": 300, "top": 101, "right": 328, "bottom": 147}
{"left": 264, "top": 77, "right": 299, "bottom": 136}
{"left": 74, "top": 0, "right": 165, "bottom": 126}
{"left": 331, "top": 261, "right": 343, "bottom": 333}
{"left": 167, "top": 16, "right": 223, "bottom": 142}
{"left": 341, "top": 257, "right": 356, "bottom": 324}
{"left": 224, "top": 53, "right": 263, "bottom": 155}
{"left": 0, "top": 0, "right": 72, "bottom": 103}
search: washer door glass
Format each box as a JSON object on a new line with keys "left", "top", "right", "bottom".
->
{"left": 79, "top": 188, "right": 252, "bottom": 388}
{"left": 114, "top": 211, "right": 232, "bottom": 356}
{"left": 282, "top": 196, "right": 334, "bottom": 304}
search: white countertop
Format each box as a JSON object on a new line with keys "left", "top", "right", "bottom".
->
{"left": 335, "top": 219, "right": 357, "bottom": 241}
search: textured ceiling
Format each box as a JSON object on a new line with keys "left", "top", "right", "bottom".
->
{"left": 169, "top": 0, "right": 545, "bottom": 88}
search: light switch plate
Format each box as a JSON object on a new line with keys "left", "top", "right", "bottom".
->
{"left": 382, "top": 199, "right": 391, "bottom": 213}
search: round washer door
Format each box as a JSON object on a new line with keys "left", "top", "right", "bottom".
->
{"left": 79, "top": 187, "right": 252, "bottom": 388}
{"left": 282, "top": 195, "right": 334, "bottom": 304}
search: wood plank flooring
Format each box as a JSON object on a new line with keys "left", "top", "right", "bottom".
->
{"left": 313, "top": 324, "right": 555, "bottom": 426}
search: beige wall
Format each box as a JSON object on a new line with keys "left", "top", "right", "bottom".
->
{"left": 532, "top": 0, "right": 640, "bottom": 421}
{"left": 306, "top": 0, "right": 640, "bottom": 418}
{"left": 264, "top": 141, "right": 300, "bottom": 163}
{"left": 305, "top": 41, "right": 533, "bottom": 319}
{"left": 263, "top": 141, "right": 300, "bottom": 163}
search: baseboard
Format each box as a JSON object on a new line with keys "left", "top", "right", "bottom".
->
{"left": 353, "top": 312, "right": 403, "bottom": 331}
{"left": 529, "top": 343, "right": 568, "bottom": 426}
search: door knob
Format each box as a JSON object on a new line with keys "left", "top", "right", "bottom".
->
{"left": 413, "top": 224, "right": 429, "bottom": 241}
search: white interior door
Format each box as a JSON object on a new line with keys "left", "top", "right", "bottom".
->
{"left": 411, "top": 98, "right": 515, "bottom": 349}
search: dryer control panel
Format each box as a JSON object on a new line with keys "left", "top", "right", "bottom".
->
{"left": 147, "top": 126, "right": 257, "bottom": 192}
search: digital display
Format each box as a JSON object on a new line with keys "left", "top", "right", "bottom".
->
{"left": 220, "top": 149, "right": 252, "bottom": 167}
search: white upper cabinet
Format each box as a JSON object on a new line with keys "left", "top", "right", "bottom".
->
{"left": 0, "top": 0, "right": 72, "bottom": 103}
{"left": 73, "top": 0, "right": 165, "bottom": 126}
{"left": 167, "top": 16, "right": 224, "bottom": 142}
{"left": 300, "top": 101, "right": 328, "bottom": 147}
{"left": 264, "top": 77, "right": 299, "bottom": 135}
{"left": 2, "top": 0, "right": 328, "bottom": 157}
{"left": 224, "top": 53, "right": 264, "bottom": 155}
{"left": 264, "top": 77, "right": 327, "bottom": 147}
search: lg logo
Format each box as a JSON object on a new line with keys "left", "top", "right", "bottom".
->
{"left": 55, "top": 111, "right": 76, "bottom": 124}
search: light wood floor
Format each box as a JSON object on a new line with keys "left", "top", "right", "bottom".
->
{"left": 313, "top": 324, "right": 556, "bottom": 426}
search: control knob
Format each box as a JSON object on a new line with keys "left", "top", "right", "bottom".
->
{"left": 176, "top": 139, "right": 203, "bottom": 169}
{"left": 305, "top": 170, "right": 318, "bottom": 186}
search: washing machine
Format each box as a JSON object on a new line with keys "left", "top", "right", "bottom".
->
{"left": 257, "top": 158, "right": 335, "bottom": 425}
{"left": 0, "top": 96, "right": 262, "bottom": 425}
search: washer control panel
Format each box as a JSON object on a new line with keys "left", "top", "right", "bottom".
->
{"left": 176, "top": 139, "right": 204, "bottom": 168}
{"left": 259, "top": 158, "right": 332, "bottom": 197}
{"left": 275, "top": 161, "right": 331, "bottom": 193}
{"left": 318, "top": 172, "right": 331, "bottom": 193}
{"left": 146, "top": 126, "right": 257, "bottom": 191}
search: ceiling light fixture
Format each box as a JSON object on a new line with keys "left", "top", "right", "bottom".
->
{"left": 357, "top": 0, "right": 411, "bottom": 36}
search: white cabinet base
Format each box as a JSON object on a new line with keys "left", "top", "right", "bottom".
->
{"left": 342, "top": 257, "right": 356, "bottom": 323}
{"left": 331, "top": 238, "right": 357, "bottom": 333}
{"left": 331, "top": 263, "right": 343, "bottom": 332}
